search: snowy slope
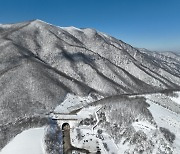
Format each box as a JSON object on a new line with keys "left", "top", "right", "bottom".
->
{"left": 170, "top": 91, "right": 180, "bottom": 105}
{"left": 147, "top": 100, "right": 180, "bottom": 153}
{"left": 0, "top": 127, "right": 45, "bottom": 154}
{"left": 1, "top": 91, "right": 180, "bottom": 153}
{"left": 70, "top": 92, "right": 180, "bottom": 153}
{"left": 0, "top": 20, "right": 180, "bottom": 153}
{"left": 145, "top": 92, "right": 180, "bottom": 153}
{"left": 46, "top": 93, "right": 180, "bottom": 153}
{"left": 1, "top": 19, "right": 180, "bottom": 96}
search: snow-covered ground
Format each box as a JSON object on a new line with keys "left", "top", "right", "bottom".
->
{"left": 1, "top": 19, "right": 180, "bottom": 154}
{"left": 146, "top": 96, "right": 180, "bottom": 153}
{"left": 0, "top": 127, "right": 45, "bottom": 154}
{"left": 54, "top": 93, "right": 99, "bottom": 114}
{"left": 170, "top": 92, "right": 180, "bottom": 105}
{"left": 52, "top": 93, "right": 180, "bottom": 153}
{"left": 54, "top": 94, "right": 119, "bottom": 153}
{"left": 2, "top": 93, "right": 180, "bottom": 154}
{"left": 132, "top": 120, "right": 156, "bottom": 134}
{"left": 70, "top": 122, "right": 119, "bottom": 154}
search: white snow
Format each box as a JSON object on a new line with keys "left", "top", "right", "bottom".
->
{"left": 117, "top": 137, "right": 130, "bottom": 154}
{"left": 54, "top": 93, "right": 95, "bottom": 114}
{"left": 77, "top": 105, "right": 101, "bottom": 120}
{"left": 0, "top": 24, "right": 12, "bottom": 28}
{"left": 170, "top": 92, "right": 180, "bottom": 105}
{"left": 70, "top": 127, "right": 118, "bottom": 154}
{"left": 0, "top": 127, "right": 45, "bottom": 154}
{"left": 132, "top": 121, "right": 156, "bottom": 134}
{"left": 146, "top": 98, "right": 180, "bottom": 153}
{"left": 61, "top": 26, "right": 83, "bottom": 32}
{"left": 32, "top": 19, "right": 54, "bottom": 26}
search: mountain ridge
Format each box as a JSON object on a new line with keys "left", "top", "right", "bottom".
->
{"left": 1, "top": 19, "right": 180, "bottom": 93}
{"left": 0, "top": 20, "right": 180, "bottom": 153}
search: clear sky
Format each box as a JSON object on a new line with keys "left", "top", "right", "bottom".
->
{"left": 0, "top": 0, "right": 180, "bottom": 52}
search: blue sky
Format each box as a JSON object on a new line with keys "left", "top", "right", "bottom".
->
{"left": 0, "top": 0, "right": 180, "bottom": 51}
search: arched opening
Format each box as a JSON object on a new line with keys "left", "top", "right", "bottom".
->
{"left": 62, "top": 123, "right": 70, "bottom": 131}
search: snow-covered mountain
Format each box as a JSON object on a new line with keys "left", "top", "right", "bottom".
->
{"left": 0, "top": 20, "right": 180, "bottom": 153}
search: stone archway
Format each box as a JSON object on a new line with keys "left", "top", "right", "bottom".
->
{"left": 61, "top": 122, "right": 90, "bottom": 154}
